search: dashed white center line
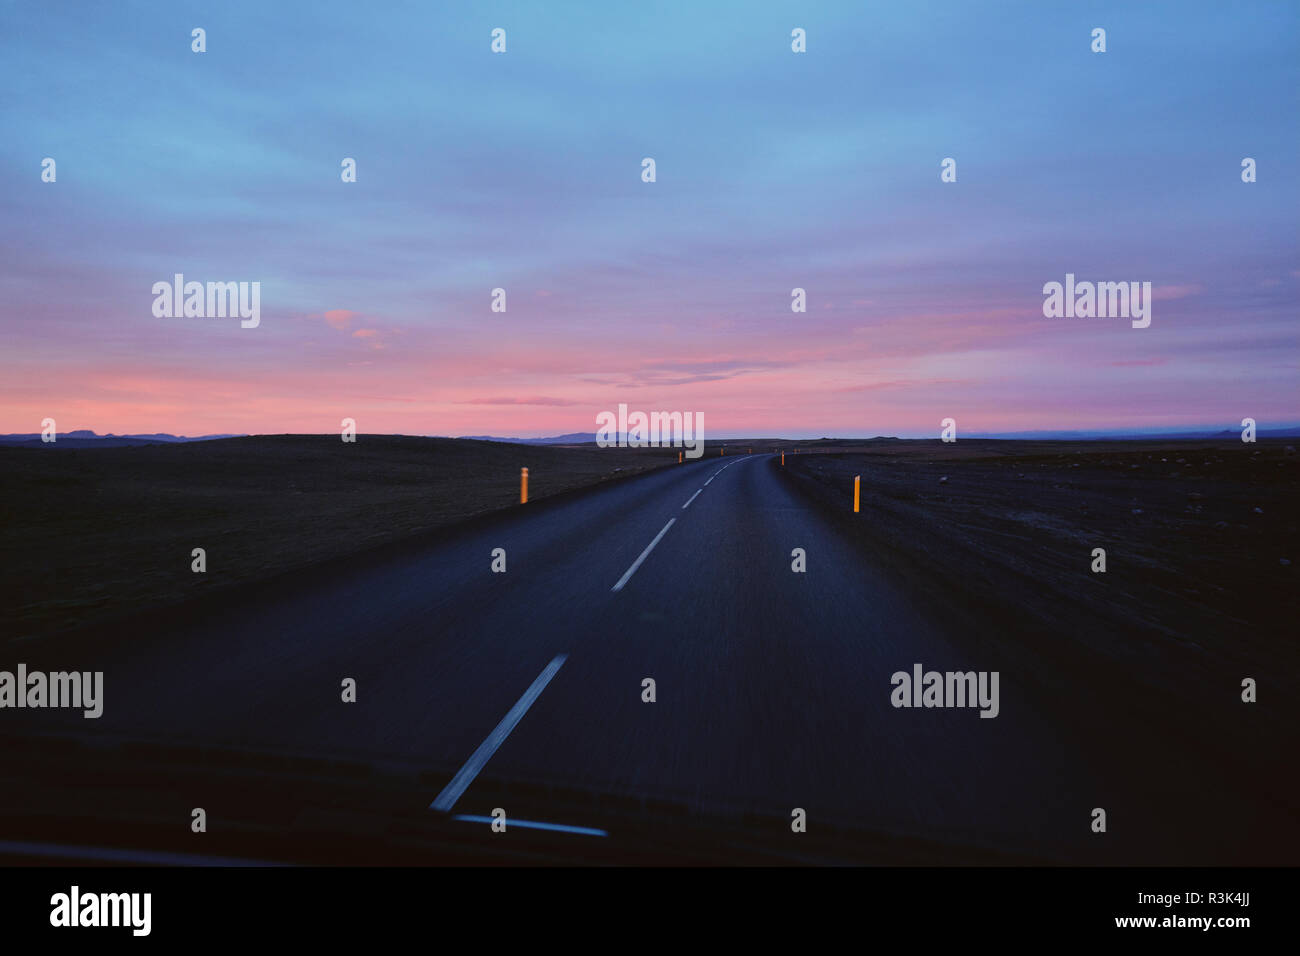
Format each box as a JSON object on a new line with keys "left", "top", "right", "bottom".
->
{"left": 704, "top": 455, "right": 749, "bottom": 485}
{"left": 430, "top": 654, "right": 567, "bottom": 812}
{"left": 610, "top": 518, "right": 676, "bottom": 592}
{"left": 614, "top": 456, "right": 751, "bottom": 590}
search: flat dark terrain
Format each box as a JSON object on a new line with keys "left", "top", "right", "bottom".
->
{"left": 1, "top": 437, "right": 1295, "bottom": 864}
{"left": 783, "top": 438, "right": 1297, "bottom": 657}
{"left": 0, "top": 436, "right": 679, "bottom": 638}
{"left": 781, "top": 438, "right": 1299, "bottom": 761}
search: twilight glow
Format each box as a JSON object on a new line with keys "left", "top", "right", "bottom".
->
{"left": 2, "top": 1, "right": 1297, "bottom": 438}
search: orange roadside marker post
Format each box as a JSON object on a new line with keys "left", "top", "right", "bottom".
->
{"left": 521, "top": 467, "right": 528, "bottom": 504}
{"left": 853, "top": 475, "right": 860, "bottom": 513}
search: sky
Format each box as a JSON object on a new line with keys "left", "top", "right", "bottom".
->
{"left": 2, "top": 1, "right": 1297, "bottom": 439}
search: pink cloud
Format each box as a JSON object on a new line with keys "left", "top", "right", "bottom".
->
{"left": 1151, "top": 284, "right": 1204, "bottom": 301}
{"left": 7, "top": 277, "right": 1293, "bottom": 440}
{"left": 456, "top": 396, "right": 583, "bottom": 406}
{"left": 836, "top": 378, "right": 965, "bottom": 393}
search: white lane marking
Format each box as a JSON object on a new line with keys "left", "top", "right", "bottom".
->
{"left": 682, "top": 488, "right": 702, "bottom": 509}
{"left": 705, "top": 456, "right": 748, "bottom": 485}
{"left": 451, "top": 814, "right": 608, "bottom": 837}
{"left": 430, "top": 654, "right": 567, "bottom": 812}
{"left": 610, "top": 518, "right": 675, "bottom": 592}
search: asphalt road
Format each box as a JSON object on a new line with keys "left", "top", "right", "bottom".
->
{"left": 5, "top": 453, "right": 1283, "bottom": 862}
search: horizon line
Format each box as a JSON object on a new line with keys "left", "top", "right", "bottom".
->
{"left": 7, "top": 423, "right": 1300, "bottom": 443}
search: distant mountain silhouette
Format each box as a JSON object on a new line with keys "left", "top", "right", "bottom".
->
{"left": 458, "top": 433, "right": 597, "bottom": 445}
{"left": 5, "top": 426, "right": 1297, "bottom": 450}
{"left": 0, "top": 430, "right": 243, "bottom": 447}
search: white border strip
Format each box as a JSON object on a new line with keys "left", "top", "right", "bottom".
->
{"left": 430, "top": 654, "right": 567, "bottom": 812}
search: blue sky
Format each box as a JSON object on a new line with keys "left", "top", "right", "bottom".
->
{"left": 2, "top": 1, "right": 1296, "bottom": 437}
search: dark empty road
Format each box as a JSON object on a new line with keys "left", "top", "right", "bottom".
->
{"left": 4, "top": 453, "right": 1286, "bottom": 863}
